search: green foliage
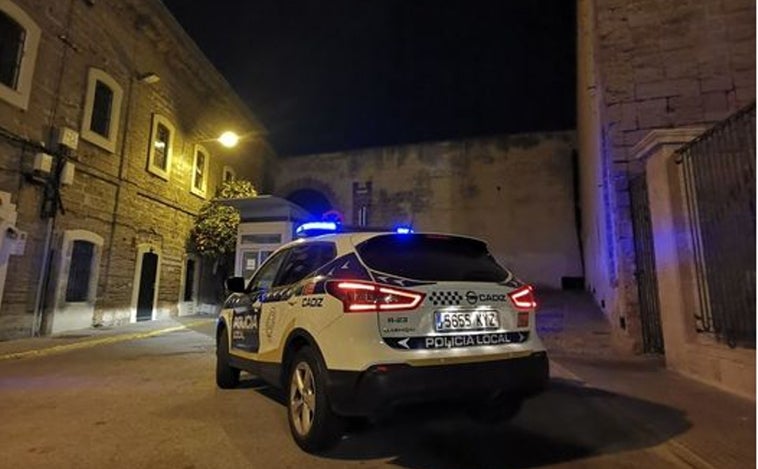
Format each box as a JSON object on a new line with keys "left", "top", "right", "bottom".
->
{"left": 215, "top": 179, "right": 258, "bottom": 200}
{"left": 190, "top": 179, "right": 257, "bottom": 258}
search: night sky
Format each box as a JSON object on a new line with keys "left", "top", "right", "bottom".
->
{"left": 162, "top": 0, "right": 576, "bottom": 156}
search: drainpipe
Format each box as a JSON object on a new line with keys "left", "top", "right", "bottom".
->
{"left": 31, "top": 218, "right": 54, "bottom": 336}
{"left": 31, "top": 0, "right": 76, "bottom": 336}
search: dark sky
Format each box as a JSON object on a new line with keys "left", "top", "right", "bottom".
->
{"left": 162, "top": 0, "right": 576, "bottom": 156}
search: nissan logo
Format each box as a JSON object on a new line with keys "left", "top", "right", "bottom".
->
{"left": 466, "top": 291, "right": 478, "bottom": 305}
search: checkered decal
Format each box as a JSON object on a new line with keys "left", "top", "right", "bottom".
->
{"left": 428, "top": 291, "right": 463, "bottom": 306}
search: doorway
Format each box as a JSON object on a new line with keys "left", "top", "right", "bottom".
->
{"left": 136, "top": 252, "right": 158, "bottom": 321}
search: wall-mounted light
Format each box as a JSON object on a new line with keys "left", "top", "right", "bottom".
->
{"left": 138, "top": 72, "right": 160, "bottom": 84}
{"left": 217, "top": 131, "right": 240, "bottom": 148}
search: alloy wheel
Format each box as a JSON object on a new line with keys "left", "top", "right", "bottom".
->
{"left": 290, "top": 361, "right": 317, "bottom": 436}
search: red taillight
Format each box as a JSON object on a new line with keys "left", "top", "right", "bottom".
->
{"left": 509, "top": 285, "right": 537, "bottom": 311}
{"left": 325, "top": 281, "right": 425, "bottom": 313}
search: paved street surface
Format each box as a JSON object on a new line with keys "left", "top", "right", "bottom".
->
{"left": 0, "top": 315, "right": 754, "bottom": 469}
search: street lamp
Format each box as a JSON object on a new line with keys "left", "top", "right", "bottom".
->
{"left": 217, "top": 131, "right": 240, "bottom": 148}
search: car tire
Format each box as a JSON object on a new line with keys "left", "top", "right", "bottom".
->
{"left": 287, "top": 347, "right": 343, "bottom": 452}
{"left": 216, "top": 327, "right": 240, "bottom": 389}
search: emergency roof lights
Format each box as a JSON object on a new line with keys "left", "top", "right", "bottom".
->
{"left": 294, "top": 222, "right": 416, "bottom": 237}
{"left": 295, "top": 221, "right": 340, "bottom": 237}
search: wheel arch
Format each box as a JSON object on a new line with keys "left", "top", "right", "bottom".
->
{"left": 216, "top": 317, "right": 229, "bottom": 344}
{"left": 281, "top": 328, "right": 327, "bottom": 388}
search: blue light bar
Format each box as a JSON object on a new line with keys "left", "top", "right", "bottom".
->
{"left": 295, "top": 221, "right": 338, "bottom": 235}
{"left": 395, "top": 226, "right": 414, "bottom": 234}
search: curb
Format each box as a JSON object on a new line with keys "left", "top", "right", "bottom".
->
{"left": 549, "top": 359, "right": 585, "bottom": 383}
{"left": 0, "top": 318, "right": 214, "bottom": 362}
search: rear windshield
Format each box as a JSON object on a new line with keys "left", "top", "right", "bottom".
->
{"left": 356, "top": 234, "right": 509, "bottom": 282}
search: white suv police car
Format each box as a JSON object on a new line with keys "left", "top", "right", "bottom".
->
{"left": 216, "top": 225, "right": 549, "bottom": 452}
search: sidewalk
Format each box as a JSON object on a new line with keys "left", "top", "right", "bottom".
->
{"left": 534, "top": 290, "right": 755, "bottom": 468}
{"left": 535, "top": 288, "right": 616, "bottom": 358}
{"left": 0, "top": 315, "right": 215, "bottom": 361}
{"left": 554, "top": 353, "right": 756, "bottom": 468}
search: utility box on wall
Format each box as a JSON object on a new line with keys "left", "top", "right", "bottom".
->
{"left": 221, "top": 196, "right": 312, "bottom": 282}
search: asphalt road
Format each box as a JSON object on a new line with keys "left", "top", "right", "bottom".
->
{"left": 0, "top": 320, "right": 697, "bottom": 469}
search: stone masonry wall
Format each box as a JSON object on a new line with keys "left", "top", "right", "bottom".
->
{"left": 0, "top": 0, "right": 272, "bottom": 338}
{"left": 275, "top": 132, "right": 583, "bottom": 289}
{"left": 580, "top": 0, "right": 755, "bottom": 351}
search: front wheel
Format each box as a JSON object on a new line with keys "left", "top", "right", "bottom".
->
{"left": 216, "top": 328, "right": 240, "bottom": 389}
{"left": 287, "top": 347, "right": 343, "bottom": 452}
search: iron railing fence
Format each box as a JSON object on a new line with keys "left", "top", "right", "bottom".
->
{"left": 677, "top": 102, "right": 756, "bottom": 348}
{"left": 630, "top": 174, "right": 665, "bottom": 353}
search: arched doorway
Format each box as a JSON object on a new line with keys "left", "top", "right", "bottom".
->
{"left": 286, "top": 188, "right": 332, "bottom": 219}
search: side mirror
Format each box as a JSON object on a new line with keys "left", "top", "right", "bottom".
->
{"left": 225, "top": 276, "right": 246, "bottom": 293}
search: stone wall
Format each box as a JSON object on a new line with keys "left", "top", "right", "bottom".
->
{"left": 0, "top": 0, "right": 272, "bottom": 339}
{"left": 578, "top": 0, "right": 755, "bottom": 352}
{"left": 274, "top": 132, "right": 583, "bottom": 289}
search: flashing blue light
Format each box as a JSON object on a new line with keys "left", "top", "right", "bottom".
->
{"left": 295, "top": 221, "right": 338, "bottom": 235}
{"left": 395, "top": 226, "right": 414, "bottom": 234}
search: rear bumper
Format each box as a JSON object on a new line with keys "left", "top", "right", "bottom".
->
{"left": 326, "top": 351, "right": 549, "bottom": 416}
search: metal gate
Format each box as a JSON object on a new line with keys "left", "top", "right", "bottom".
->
{"left": 630, "top": 174, "right": 665, "bottom": 353}
{"left": 677, "top": 103, "right": 756, "bottom": 348}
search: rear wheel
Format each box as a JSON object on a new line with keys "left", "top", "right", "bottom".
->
{"left": 216, "top": 328, "right": 240, "bottom": 389}
{"left": 287, "top": 347, "right": 343, "bottom": 452}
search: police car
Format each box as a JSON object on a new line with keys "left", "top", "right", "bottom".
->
{"left": 216, "top": 223, "right": 549, "bottom": 452}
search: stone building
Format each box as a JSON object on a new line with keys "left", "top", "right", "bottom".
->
{"left": 577, "top": 0, "right": 755, "bottom": 397}
{"left": 273, "top": 131, "right": 584, "bottom": 290}
{"left": 0, "top": 0, "right": 273, "bottom": 339}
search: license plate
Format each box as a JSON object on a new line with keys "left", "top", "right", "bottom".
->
{"left": 434, "top": 310, "right": 500, "bottom": 332}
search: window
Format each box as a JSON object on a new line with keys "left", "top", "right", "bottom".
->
{"left": 0, "top": 10, "right": 23, "bottom": 89}
{"left": 65, "top": 240, "right": 95, "bottom": 302}
{"left": 222, "top": 165, "right": 236, "bottom": 184}
{"left": 0, "top": 1, "right": 40, "bottom": 110}
{"left": 191, "top": 144, "right": 210, "bottom": 197}
{"left": 241, "top": 234, "right": 282, "bottom": 245}
{"left": 357, "top": 234, "right": 509, "bottom": 282}
{"left": 352, "top": 181, "right": 372, "bottom": 226}
{"left": 247, "top": 249, "right": 287, "bottom": 293}
{"left": 147, "top": 114, "right": 175, "bottom": 180}
{"left": 240, "top": 249, "right": 277, "bottom": 283}
{"left": 57, "top": 230, "right": 103, "bottom": 307}
{"left": 90, "top": 81, "right": 113, "bottom": 137}
{"left": 241, "top": 250, "right": 259, "bottom": 283}
{"left": 276, "top": 243, "right": 336, "bottom": 287}
{"left": 80, "top": 68, "right": 123, "bottom": 152}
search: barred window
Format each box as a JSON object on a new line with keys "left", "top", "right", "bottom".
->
{"left": 65, "top": 240, "right": 95, "bottom": 302}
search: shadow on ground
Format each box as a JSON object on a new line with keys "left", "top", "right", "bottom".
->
{"left": 233, "top": 375, "right": 690, "bottom": 469}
